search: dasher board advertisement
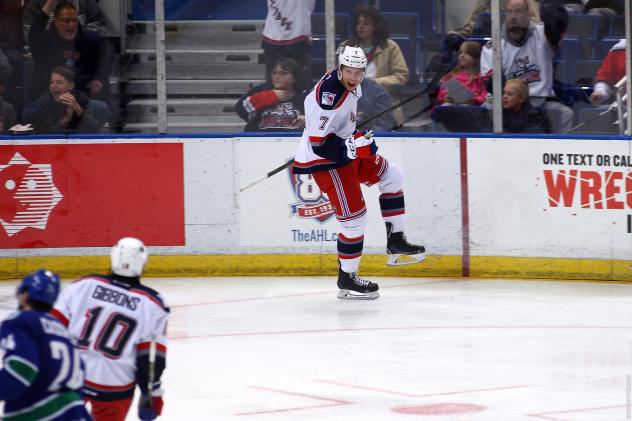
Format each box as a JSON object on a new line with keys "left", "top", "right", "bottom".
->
{"left": 0, "top": 143, "right": 185, "bottom": 248}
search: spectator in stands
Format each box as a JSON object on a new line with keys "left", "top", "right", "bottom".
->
{"left": 235, "top": 57, "right": 309, "bottom": 132}
{"left": 501, "top": 78, "right": 550, "bottom": 133}
{"left": 440, "top": 0, "right": 540, "bottom": 66}
{"left": 27, "top": 66, "right": 100, "bottom": 134}
{"left": 338, "top": 5, "right": 409, "bottom": 126}
{"left": 28, "top": 0, "right": 112, "bottom": 126}
{"left": 480, "top": 0, "right": 573, "bottom": 133}
{"left": 0, "top": 0, "right": 32, "bottom": 108}
{"left": 261, "top": 0, "right": 315, "bottom": 85}
{"left": 23, "top": 0, "right": 106, "bottom": 37}
{"left": 447, "top": 0, "right": 541, "bottom": 38}
{"left": 433, "top": 41, "right": 488, "bottom": 132}
{"left": 590, "top": 39, "right": 625, "bottom": 105}
{"left": 357, "top": 77, "right": 397, "bottom": 132}
{"left": 437, "top": 41, "right": 487, "bottom": 106}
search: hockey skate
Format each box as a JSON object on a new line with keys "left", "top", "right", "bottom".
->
{"left": 337, "top": 267, "right": 379, "bottom": 300}
{"left": 386, "top": 222, "right": 426, "bottom": 266}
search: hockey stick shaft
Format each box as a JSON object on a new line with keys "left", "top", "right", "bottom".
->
{"left": 147, "top": 338, "right": 156, "bottom": 407}
{"left": 239, "top": 65, "right": 450, "bottom": 192}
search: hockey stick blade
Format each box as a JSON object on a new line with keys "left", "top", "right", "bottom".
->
{"left": 239, "top": 64, "right": 450, "bottom": 192}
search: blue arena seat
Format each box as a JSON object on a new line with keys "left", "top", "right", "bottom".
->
{"left": 311, "top": 12, "right": 351, "bottom": 39}
{"left": 610, "top": 16, "right": 624, "bottom": 37}
{"left": 391, "top": 36, "right": 416, "bottom": 85}
{"left": 595, "top": 38, "right": 620, "bottom": 60}
{"left": 379, "top": 0, "right": 437, "bottom": 41}
{"left": 566, "top": 13, "right": 598, "bottom": 40}
{"left": 314, "top": 0, "right": 361, "bottom": 14}
{"left": 576, "top": 107, "right": 619, "bottom": 134}
{"left": 572, "top": 59, "right": 602, "bottom": 86}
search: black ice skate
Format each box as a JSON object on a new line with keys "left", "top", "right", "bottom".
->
{"left": 337, "top": 267, "right": 379, "bottom": 300}
{"left": 386, "top": 222, "right": 426, "bottom": 266}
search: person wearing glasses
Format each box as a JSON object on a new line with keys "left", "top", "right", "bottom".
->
{"left": 26, "top": 0, "right": 111, "bottom": 129}
{"left": 235, "top": 57, "right": 310, "bottom": 132}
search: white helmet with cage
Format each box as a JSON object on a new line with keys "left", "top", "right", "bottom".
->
{"left": 111, "top": 237, "right": 148, "bottom": 277}
{"left": 337, "top": 46, "right": 367, "bottom": 82}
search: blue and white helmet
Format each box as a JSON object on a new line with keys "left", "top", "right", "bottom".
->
{"left": 111, "top": 237, "right": 148, "bottom": 277}
{"left": 17, "top": 269, "right": 61, "bottom": 306}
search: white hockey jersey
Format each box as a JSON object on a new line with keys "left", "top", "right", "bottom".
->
{"left": 262, "top": 0, "right": 315, "bottom": 45}
{"left": 52, "top": 275, "right": 169, "bottom": 399}
{"left": 293, "top": 70, "right": 362, "bottom": 174}
{"left": 480, "top": 22, "right": 554, "bottom": 98}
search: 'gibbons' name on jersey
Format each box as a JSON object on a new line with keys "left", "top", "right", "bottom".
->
{"left": 92, "top": 285, "right": 140, "bottom": 310}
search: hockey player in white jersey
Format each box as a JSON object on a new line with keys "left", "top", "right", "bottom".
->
{"left": 293, "top": 46, "right": 425, "bottom": 300}
{"left": 52, "top": 237, "right": 169, "bottom": 421}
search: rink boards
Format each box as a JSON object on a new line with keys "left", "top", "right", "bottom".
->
{"left": 0, "top": 133, "right": 631, "bottom": 280}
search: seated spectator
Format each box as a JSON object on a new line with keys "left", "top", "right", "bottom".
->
{"left": 501, "top": 78, "right": 550, "bottom": 133}
{"left": 590, "top": 39, "right": 625, "bottom": 105}
{"left": 27, "top": 66, "right": 100, "bottom": 134}
{"left": 433, "top": 41, "right": 488, "bottom": 132}
{"left": 357, "top": 77, "right": 396, "bottom": 132}
{"left": 480, "top": 0, "right": 573, "bottom": 133}
{"left": 28, "top": 0, "right": 112, "bottom": 126}
{"left": 338, "top": 5, "right": 409, "bottom": 125}
{"left": 235, "top": 57, "right": 309, "bottom": 132}
{"left": 437, "top": 41, "right": 487, "bottom": 106}
{"left": 261, "top": 0, "right": 315, "bottom": 84}
{"left": 23, "top": 0, "right": 106, "bottom": 36}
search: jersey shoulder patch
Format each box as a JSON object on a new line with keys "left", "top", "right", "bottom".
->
{"left": 315, "top": 71, "right": 349, "bottom": 111}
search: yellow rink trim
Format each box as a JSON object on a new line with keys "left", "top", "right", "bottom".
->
{"left": 0, "top": 254, "right": 630, "bottom": 281}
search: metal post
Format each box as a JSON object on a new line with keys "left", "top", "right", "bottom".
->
{"left": 491, "top": 0, "right": 503, "bottom": 133}
{"left": 625, "top": 0, "right": 631, "bottom": 136}
{"left": 155, "top": 0, "right": 168, "bottom": 134}
{"left": 325, "top": 0, "right": 336, "bottom": 71}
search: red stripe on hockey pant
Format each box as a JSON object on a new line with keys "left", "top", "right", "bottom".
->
{"left": 312, "top": 161, "right": 365, "bottom": 220}
{"left": 87, "top": 396, "right": 133, "bottom": 421}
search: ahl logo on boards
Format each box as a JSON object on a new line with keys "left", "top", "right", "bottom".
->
{"left": 0, "top": 152, "right": 63, "bottom": 237}
{"left": 288, "top": 170, "right": 335, "bottom": 224}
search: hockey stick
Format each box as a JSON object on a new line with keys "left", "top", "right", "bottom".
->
{"left": 145, "top": 339, "right": 156, "bottom": 409}
{"left": 568, "top": 103, "right": 616, "bottom": 133}
{"left": 239, "top": 64, "right": 451, "bottom": 192}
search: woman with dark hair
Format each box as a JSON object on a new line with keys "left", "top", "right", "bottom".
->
{"left": 27, "top": 66, "right": 100, "bottom": 134}
{"left": 338, "top": 6, "right": 409, "bottom": 125}
{"left": 235, "top": 57, "right": 309, "bottom": 132}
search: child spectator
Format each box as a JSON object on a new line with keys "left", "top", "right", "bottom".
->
{"left": 502, "top": 78, "right": 550, "bottom": 133}
{"left": 27, "top": 66, "right": 100, "bottom": 133}
{"left": 437, "top": 41, "right": 487, "bottom": 106}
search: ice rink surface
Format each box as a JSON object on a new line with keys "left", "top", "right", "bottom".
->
{"left": 2, "top": 275, "right": 632, "bottom": 420}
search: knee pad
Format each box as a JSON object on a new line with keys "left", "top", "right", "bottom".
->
{"left": 379, "top": 164, "right": 404, "bottom": 194}
{"left": 339, "top": 213, "right": 368, "bottom": 239}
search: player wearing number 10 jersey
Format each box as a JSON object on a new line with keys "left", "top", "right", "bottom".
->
{"left": 52, "top": 237, "right": 169, "bottom": 421}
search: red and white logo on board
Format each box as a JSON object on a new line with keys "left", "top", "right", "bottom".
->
{"left": 0, "top": 152, "right": 63, "bottom": 237}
